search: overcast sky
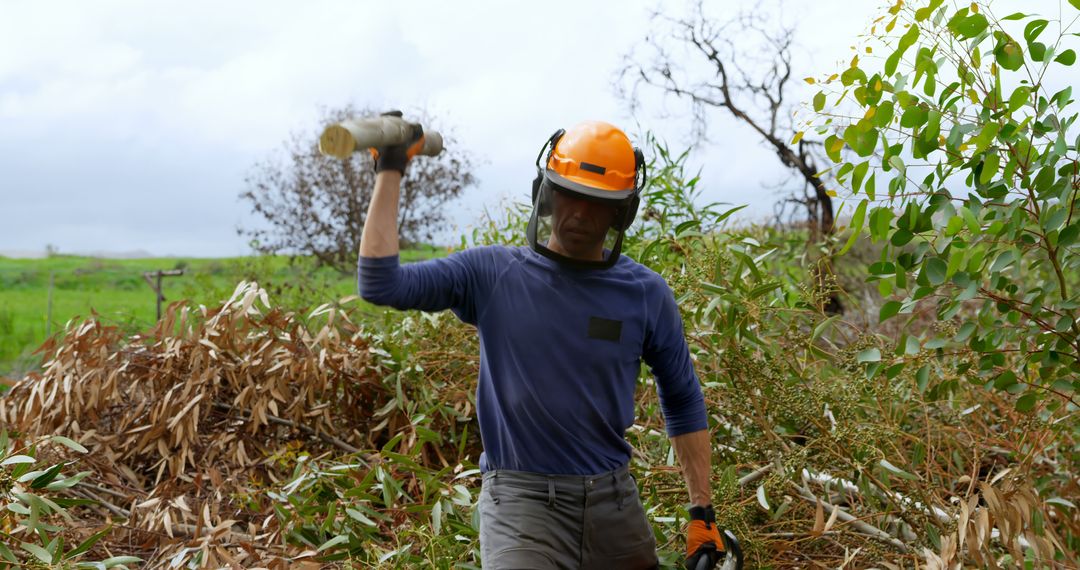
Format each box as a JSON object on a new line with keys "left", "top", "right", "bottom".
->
{"left": 0, "top": 0, "right": 1068, "bottom": 256}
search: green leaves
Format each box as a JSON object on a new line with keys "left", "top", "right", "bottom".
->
{"left": 0, "top": 439, "right": 117, "bottom": 568}
{"left": 879, "top": 459, "right": 921, "bottom": 481}
{"left": 825, "top": 135, "right": 845, "bottom": 162}
{"left": 842, "top": 122, "right": 879, "bottom": 157}
{"left": 839, "top": 200, "right": 868, "bottom": 255}
{"left": 922, "top": 257, "right": 948, "bottom": 286}
{"left": 948, "top": 11, "right": 989, "bottom": 39}
{"left": 810, "top": 0, "right": 1079, "bottom": 414}
{"left": 1024, "top": 19, "right": 1049, "bottom": 44}
{"left": 886, "top": 25, "right": 921, "bottom": 76}
{"left": 989, "top": 249, "right": 1017, "bottom": 273}
{"left": 970, "top": 122, "right": 1000, "bottom": 153}
{"left": 979, "top": 152, "right": 1000, "bottom": 185}
{"left": 851, "top": 161, "right": 870, "bottom": 193}
{"left": 1008, "top": 86, "right": 1032, "bottom": 112}
{"left": 1059, "top": 223, "right": 1080, "bottom": 247}
{"left": 50, "top": 436, "right": 88, "bottom": 454}
{"left": 869, "top": 207, "right": 894, "bottom": 242}
{"left": 913, "top": 109, "right": 942, "bottom": 157}
{"left": 994, "top": 33, "right": 1025, "bottom": 71}
{"left": 22, "top": 543, "right": 53, "bottom": 564}
{"left": 915, "top": 0, "right": 945, "bottom": 22}
{"left": 900, "top": 103, "right": 928, "bottom": 128}
{"left": 1015, "top": 393, "right": 1037, "bottom": 412}
{"left": 874, "top": 100, "right": 895, "bottom": 127}
{"left": 880, "top": 300, "right": 903, "bottom": 322}
{"left": 857, "top": 348, "right": 882, "bottom": 363}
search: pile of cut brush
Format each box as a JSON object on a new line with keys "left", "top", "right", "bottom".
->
{"left": 0, "top": 282, "right": 481, "bottom": 568}
{"left": 2, "top": 271, "right": 1077, "bottom": 568}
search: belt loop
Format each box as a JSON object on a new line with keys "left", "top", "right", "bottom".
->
{"left": 547, "top": 477, "right": 556, "bottom": 510}
{"left": 490, "top": 471, "right": 500, "bottom": 504}
{"left": 613, "top": 471, "right": 624, "bottom": 510}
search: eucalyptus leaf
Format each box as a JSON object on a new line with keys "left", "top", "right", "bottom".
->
{"left": 994, "top": 36, "right": 1025, "bottom": 71}
{"left": 880, "top": 300, "right": 902, "bottom": 322}
{"left": 1015, "top": 393, "right": 1037, "bottom": 412}
{"left": 857, "top": 348, "right": 882, "bottom": 363}
{"left": 879, "top": 459, "right": 921, "bottom": 480}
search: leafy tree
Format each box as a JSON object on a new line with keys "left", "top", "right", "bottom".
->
{"left": 239, "top": 105, "right": 477, "bottom": 273}
{"left": 807, "top": 0, "right": 1079, "bottom": 412}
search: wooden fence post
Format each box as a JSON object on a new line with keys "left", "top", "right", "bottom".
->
{"left": 142, "top": 269, "right": 185, "bottom": 322}
{"left": 46, "top": 270, "right": 54, "bottom": 337}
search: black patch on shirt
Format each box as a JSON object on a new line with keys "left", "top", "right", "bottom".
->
{"left": 588, "top": 316, "right": 623, "bottom": 342}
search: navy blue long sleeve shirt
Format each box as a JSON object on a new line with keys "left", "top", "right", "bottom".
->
{"left": 359, "top": 245, "right": 707, "bottom": 475}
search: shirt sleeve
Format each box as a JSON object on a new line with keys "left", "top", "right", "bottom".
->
{"left": 357, "top": 246, "right": 498, "bottom": 325}
{"left": 642, "top": 276, "right": 708, "bottom": 437}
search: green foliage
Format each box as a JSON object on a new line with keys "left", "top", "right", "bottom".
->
{"left": 265, "top": 453, "right": 481, "bottom": 567}
{"left": 805, "top": 0, "right": 1080, "bottom": 416}
{"left": 7, "top": 133, "right": 1077, "bottom": 567}
{"left": 0, "top": 432, "right": 131, "bottom": 568}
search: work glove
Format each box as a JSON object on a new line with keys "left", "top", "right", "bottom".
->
{"left": 685, "top": 505, "right": 725, "bottom": 570}
{"left": 371, "top": 110, "right": 425, "bottom": 174}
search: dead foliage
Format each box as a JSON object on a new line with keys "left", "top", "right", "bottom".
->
{"left": 0, "top": 282, "right": 479, "bottom": 567}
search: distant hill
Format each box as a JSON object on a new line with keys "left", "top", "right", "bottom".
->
{"left": 0, "top": 249, "right": 155, "bottom": 259}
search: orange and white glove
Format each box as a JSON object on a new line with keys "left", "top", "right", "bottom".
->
{"left": 369, "top": 110, "right": 425, "bottom": 174}
{"left": 685, "top": 505, "right": 725, "bottom": 570}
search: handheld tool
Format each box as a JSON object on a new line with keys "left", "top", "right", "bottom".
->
{"left": 692, "top": 530, "right": 743, "bottom": 570}
{"left": 319, "top": 114, "right": 444, "bottom": 159}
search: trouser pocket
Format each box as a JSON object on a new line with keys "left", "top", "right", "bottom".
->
{"left": 479, "top": 475, "right": 580, "bottom": 569}
{"left": 582, "top": 473, "right": 657, "bottom": 563}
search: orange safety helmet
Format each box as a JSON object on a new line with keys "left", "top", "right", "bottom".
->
{"left": 531, "top": 121, "right": 646, "bottom": 227}
{"left": 527, "top": 121, "right": 647, "bottom": 268}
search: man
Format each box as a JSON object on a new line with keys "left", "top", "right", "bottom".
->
{"left": 358, "top": 115, "right": 730, "bottom": 569}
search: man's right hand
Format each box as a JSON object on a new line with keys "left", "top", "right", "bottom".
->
{"left": 371, "top": 110, "right": 424, "bottom": 174}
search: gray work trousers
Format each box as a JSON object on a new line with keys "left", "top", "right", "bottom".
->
{"left": 478, "top": 465, "right": 659, "bottom": 569}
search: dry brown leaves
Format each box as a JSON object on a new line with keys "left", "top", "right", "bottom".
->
{"left": 924, "top": 477, "right": 1076, "bottom": 569}
{"left": 0, "top": 282, "right": 432, "bottom": 567}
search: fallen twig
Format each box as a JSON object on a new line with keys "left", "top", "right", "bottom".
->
{"left": 791, "top": 482, "right": 912, "bottom": 554}
{"left": 739, "top": 463, "right": 774, "bottom": 486}
{"left": 211, "top": 401, "right": 375, "bottom": 462}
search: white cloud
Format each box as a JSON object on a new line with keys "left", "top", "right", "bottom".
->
{"left": 0, "top": 0, "right": 1073, "bottom": 255}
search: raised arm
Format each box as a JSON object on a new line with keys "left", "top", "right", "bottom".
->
{"left": 360, "top": 170, "right": 403, "bottom": 258}
{"left": 356, "top": 132, "right": 496, "bottom": 324}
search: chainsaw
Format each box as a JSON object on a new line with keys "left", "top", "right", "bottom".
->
{"left": 691, "top": 529, "right": 744, "bottom": 570}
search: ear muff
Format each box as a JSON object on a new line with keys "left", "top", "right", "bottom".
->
{"left": 612, "top": 147, "right": 646, "bottom": 231}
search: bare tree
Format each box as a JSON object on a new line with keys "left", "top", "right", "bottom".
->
{"left": 617, "top": 0, "right": 836, "bottom": 237}
{"left": 618, "top": 0, "right": 842, "bottom": 313}
{"left": 239, "top": 104, "right": 477, "bottom": 273}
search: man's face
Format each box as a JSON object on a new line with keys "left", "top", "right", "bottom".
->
{"left": 546, "top": 188, "right": 618, "bottom": 261}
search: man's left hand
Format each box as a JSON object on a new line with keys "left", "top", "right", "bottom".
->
{"left": 685, "top": 505, "right": 724, "bottom": 570}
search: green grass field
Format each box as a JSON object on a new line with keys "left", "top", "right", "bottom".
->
{"left": 0, "top": 248, "right": 445, "bottom": 379}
